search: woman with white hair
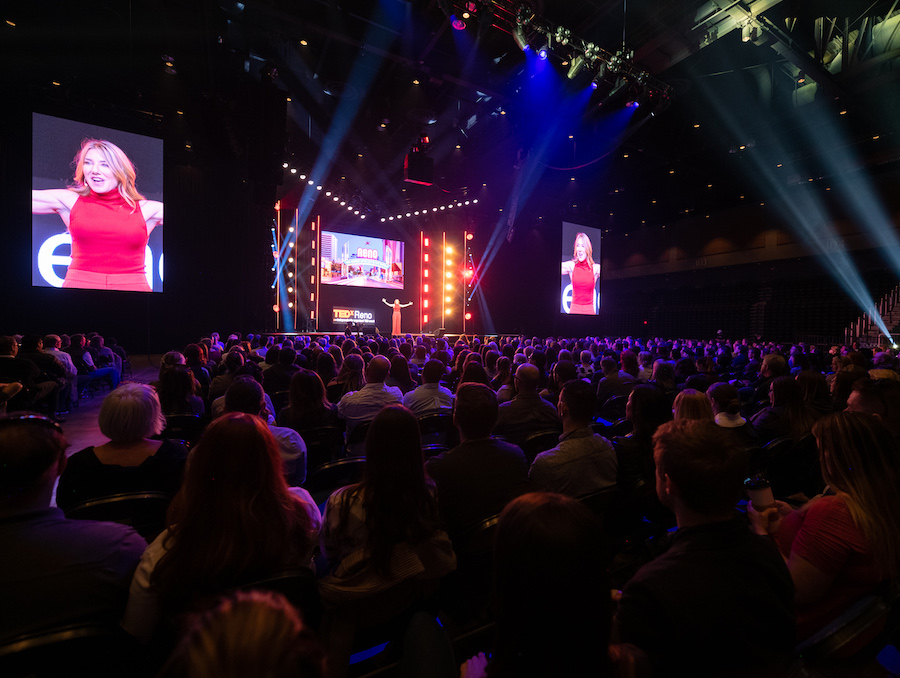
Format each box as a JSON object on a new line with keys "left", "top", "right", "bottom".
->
{"left": 56, "top": 383, "right": 187, "bottom": 510}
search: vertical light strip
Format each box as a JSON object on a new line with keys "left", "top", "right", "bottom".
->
{"left": 314, "top": 216, "right": 320, "bottom": 330}
{"left": 419, "top": 230, "right": 424, "bottom": 334}
{"left": 441, "top": 231, "right": 447, "bottom": 324}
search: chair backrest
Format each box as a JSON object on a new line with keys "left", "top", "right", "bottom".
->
{"left": 160, "top": 414, "right": 206, "bottom": 447}
{"left": 599, "top": 394, "right": 630, "bottom": 421}
{"left": 304, "top": 457, "right": 367, "bottom": 504}
{"left": 577, "top": 486, "right": 621, "bottom": 521}
{"left": 0, "top": 623, "right": 141, "bottom": 677}
{"left": 344, "top": 420, "right": 371, "bottom": 457}
{"left": 298, "top": 425, "right": 345, "bottom": 472}
{"left": 519, "top": 429, "right": 563, "bottom": 463}
{"left": 270, "top": 390, "right": 291, "bottom": 416}
{"left": 417, "top": 411, "right": 457, "bottom": 447}
{"left": 64, "top": 491, "right": 171, "bottom": 542}
{"left": 421, "top": 443, "right": 449, "bottom": 460}
{"left": 232, "top": 568, "right": 324, "bottom": 632}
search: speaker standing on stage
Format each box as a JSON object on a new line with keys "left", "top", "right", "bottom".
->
{"left": 382, "top": 298, "right": 413, "bottom": 335}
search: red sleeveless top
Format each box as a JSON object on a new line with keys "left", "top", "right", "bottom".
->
{"left": 68, "top": 190, "right": 148, "bottom": 275}
{"left": 571, "top": 259, "right": 595, "bottom": 306}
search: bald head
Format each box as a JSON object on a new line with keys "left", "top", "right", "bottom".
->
{"left": 515, "top": 363, "right": 540, "bottom": 393}
{"left": 366, "top": 355, "right": 391, "bottom": 384}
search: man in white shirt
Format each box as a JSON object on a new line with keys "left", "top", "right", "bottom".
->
{"left": 338, "top": 355, "right": 402, "bottom": 438}
{"left": 403, "top": 360, "right": 452, "bottom": 416}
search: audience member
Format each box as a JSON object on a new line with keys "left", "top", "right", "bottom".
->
{"left": 616, "top": 419, "right": 795, "bottom": 676}
{"left": 426, "top": 383, "right": 529, "bottom": 542}
{"left": 529, "top": 379, "right": 616, "bottom": 497}
{"left": 56, "top": 384, "right": 188, "bottom": 511}
{"left": 672, "top": 388, "right": 714, "bottom": 421}
{"left": 42, "top": 333, "right": 79, "bottom": 408}
{"left": 844, "top": 377, "right": 900, "bottom": 443}
{"left": 707, "top": 381, "right": 757, "bottom": 447}
{"left": 277, "top": 368, "right": 342, "bottom": 432}
{"left": 123, "top": 413, "right": 320, "bottom": 645}
{"left": 158, "top": 590, "right": 326, "bottom": 678}
{"left": 224, "top": 376, "right": 308, "bottom": 486}
{"left": 493, "top": 364, "right": 561, "bottom": 442}
{"left": 751, "top": 411, "right": 900, "bottom": 640}
{"left": 0, "top": 335, "right": 63, "bottom": 420}
{"left": 0, "top": 413, "right": 146, "bottom": 639}
{"left": 336, "top": 355, "right": 402, "bottom": 438}
{"left": 402, "top": 359, "right": 453, "bottom": 416}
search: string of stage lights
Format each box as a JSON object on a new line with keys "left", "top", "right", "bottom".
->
{"left": 283, "top": 164, "right": 481, "bottom": 222}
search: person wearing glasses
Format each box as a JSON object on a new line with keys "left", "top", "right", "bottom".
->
{"left": 0, "top": 413, "right": 147, "bottom": 640}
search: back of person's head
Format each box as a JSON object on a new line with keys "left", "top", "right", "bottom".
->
{"left": 653, "top": 419, "right": 746, "bottom": 516}
{"left": 160, "top": 351, "right": 187, "bottom": 376}
{"left": 390, "top": 354, "right": 413, "bottom": 384}
{"left": 627, "top": 384, "right": 672, "bottom": 437}
{"left": 159, "top": 590, "right": 325, "bottom": 678}
{"left": 769, "top": 375, "right": 803, "bottom": 408}
{"left": 288, "top": 369, "right": 327, "bottom": 415}
{"left": 848, "top": 378, "right": 900, "bottom": 435}
{"left": 20, "top": 334, "right": 42, "bottom": 351}
{"left": 762, "top": 353, "right": 788, "bottom": 377}
{"left": 454, "top": 382, "right": 498, "bottom": 439}
{"left": 812, "top": 411, "right": 900, "bottom": 579}
{"left": 422, "top": 359, "right": 445, "bottom": 384}
{"left": 707, "top": 382, "right": 741, "bottom": 416}
{"left": 491, "top": 492, "right": 612, "bottom": 678}
{"left": 183, "top": 343, "right": 203, "bottom": 365}
{"left": 796, "top": 370, "right": 829, "bottom": 405}
{"left": 158, "top": 364, "right": 196, "bottom": 413}
{"left": 651, "top": 359, "right": 675, "bottom": 387}
{"left": 224, "top": 350, "right": 245, "bottom": 373}
{"left": 514, "top": 363, "right": 540, "bottom": 392}
{"left": 459, "top": 362, "right": 490, "bottom": 387}
{"left": 278, "top": 347, "right": 297, "bottom": 366}
{"left": 552, "top": 360, "right": 577, "bottom": 389}
{"left": 99, "top": 383, "right": 166, "bottom": 443}
{"left": 0, "top": 335, "right": 16, "bottom": 355}
{"left": 0, "top": 414, "right": 68, "bottom": 504}
{"left": 672, "top": 389, "right": 714, "bottom": 421}
{"left": 43, "top": 334, "right": 61, "bottom": 349}
{"left": 599, "top": 356, "right": 618, "bottom": 376}
{"left": 559, "top": 379, "right": 595, "bottom": 424}
{"left": 365, "top": 355, "right": 391, "bottom": 383}
{"left": 224, "top": 376, "right": 264, "bottom": 416}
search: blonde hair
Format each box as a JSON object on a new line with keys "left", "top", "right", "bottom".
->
{"left": 672, "top": 389, "right": 714, "bottom": 421}
{"left": 71, "top": 138, "right": 145, "bottom": 210}
{"left": 98, "top": 383, "right": 166, "bottom": 442}
{"left": 159, "top": 590, "right": 326, "bottom": 678}
{"left": 571, "top": 232, "right": 595, "bottom": 268}
{"left": 813, "top": 411, "right": 900, "bottom": 580}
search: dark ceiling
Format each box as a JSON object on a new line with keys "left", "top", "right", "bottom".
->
{"left": 6, "top": 0, "right": 900, "bottom": 238}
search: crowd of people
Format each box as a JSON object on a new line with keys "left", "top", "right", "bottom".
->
{"left": 2, "top": 328, "right": 900, "bottom": 677}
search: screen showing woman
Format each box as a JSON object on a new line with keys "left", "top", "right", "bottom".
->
{"left": 32, "top": 113, "right": 164, "bottom": 292}
{"left": 560, "top": 222, "right": 602, "bottom": 315}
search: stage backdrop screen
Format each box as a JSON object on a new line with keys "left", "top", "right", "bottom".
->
{"left": 32, "top": 112, "right": 164, "bottom": 292}
{"left": 560, "top": 221, "right": 602, "bottom": 315}
{"left": 320, "top": 230, "right": 405, "bottom": 290}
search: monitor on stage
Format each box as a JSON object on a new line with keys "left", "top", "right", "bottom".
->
{"left": 319, "top": 230, "right": 405, "bottom": 290}
{"left": 32, "top": 112, "right": 164, "bottom": 292}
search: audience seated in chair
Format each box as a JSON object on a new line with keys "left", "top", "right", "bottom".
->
{"left": 157, "top": 590, "right": 326, "bottom": 678}
{"left": 0, "top": 335, "right": 63, "bottom": 421}
{"left": 0, "top": 412, "right": 146, "bottom": 641}
{"left": 224, "top": 376, "right": 308, "bottom": 486}
{"left": 56, "top": 384, "right": 188, "bottom": 511}
{"left": 493, "top": 364, "right": 561, "bottom": 443}
{"left": 277, "top": 368, "right": 343, "bottom": 433}
{"left": 68, "top": 333, "right": 120, "bottom": 393}
{"left": 402, "top": 360, "right": 453, "bottom": 416}
{"left": 122, "top": 413, "right": 321, "bottom": 646}
{"left": 336, "top": 355, "right": 402, "bottom": 440}
{"left": 530, "top": 378, "right": 616, "bottom": 497}
{"left": 749, "top": 411, "right": 900, "bottom": 642}
{"left": 460, "top": 493, "right": 649, "bottom": 678}
{"left": 615, "top": 418, "right": 796, "bottom": 677}
{"left": 426, "top": 383, "right": 529, "bottom": 543}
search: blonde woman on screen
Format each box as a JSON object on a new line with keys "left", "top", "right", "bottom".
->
{"left": 561, "top": 232, "right": 601, "bottom": 314}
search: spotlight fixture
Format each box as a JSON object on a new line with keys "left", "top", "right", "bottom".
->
{"left": 567, "top": 54, "right": 585, "bottom": 79}
{"left": 451, "top": 14, "right": 466, "bottom": 30}
{"left": 741, "top": 23, "right": 752, "bottom": 42}
{"left": 538, "top": 43, "right": 549, "bottom": 60}
{"left": 554, "top": 26, "right": 570, "bottom": 45}
{"left": 513, "top": 23, "right": 529, "bottom": 51}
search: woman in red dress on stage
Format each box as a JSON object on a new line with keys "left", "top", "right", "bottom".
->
{"left": 32, "top": 139, "right": 163, "bottom": 292}
{"left": 561, "top": 232, "right": 601, "bottom": 315}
